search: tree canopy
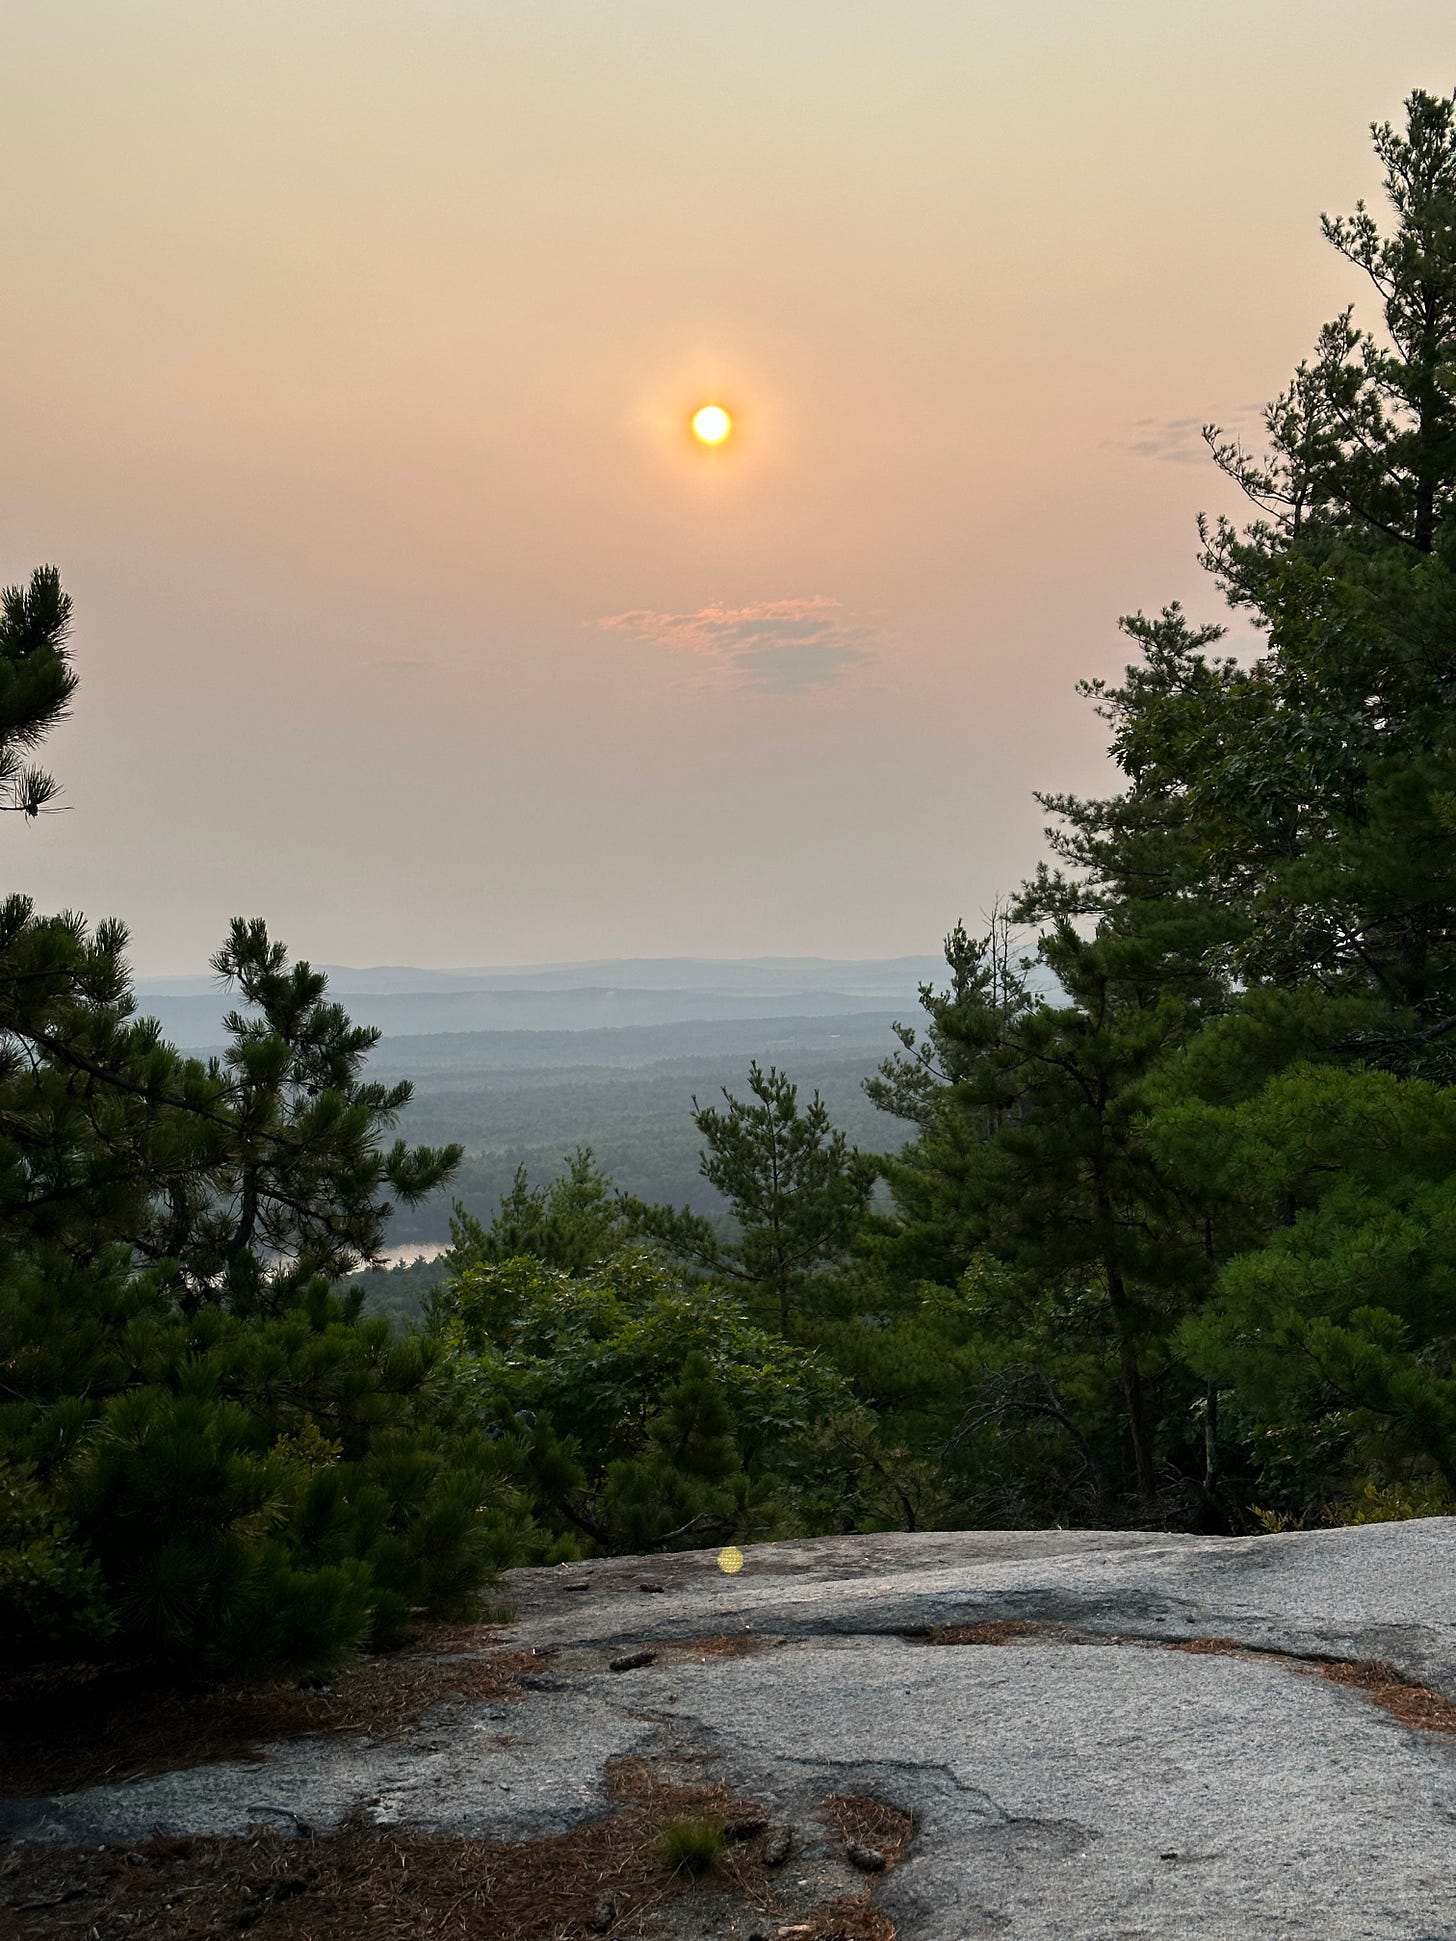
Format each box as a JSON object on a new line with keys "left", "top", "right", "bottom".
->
{"left": 849, "top": 89, "right": 1456, "bottom": 1529}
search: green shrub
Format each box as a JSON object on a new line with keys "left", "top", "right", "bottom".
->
{"left": 438, "top": 1250, "right": 870, "bottom": 1552}
{"left": 1, "top": 1251, "right": 525, "bottom": 1676}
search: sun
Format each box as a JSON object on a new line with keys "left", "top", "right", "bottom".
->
{"left": 692, "top": 404, "right": 732, "bottom": 445}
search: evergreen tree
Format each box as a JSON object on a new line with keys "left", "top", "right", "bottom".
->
{"left": 0, "top": 905, "right": 463, "bottom": 1309}
{"left": 1031, "top": 93, "right": 1456, "bottom": 1520}
{"left": 855, "top": 99, "right": 1456, "bottom": 1527}
{"left": 1170, "top": 1062, "right": 1456, "bottom": 1517}
{"left": 864, "top": 914, "right": 1036, "bottom": 1290}
{"left": 865, "top": 914, "right": 1225, "bottom": 1517}
{"left": 0, "top": 570, "right": 508, "bottom": 1676}
{"left": 1, "top": 1246, "right": 522, "bottom": 1673}
{"left": 622, "top": 1063, "right": 874, "bottom": 1333}
{"left": 444, "top": 1147, "right": 627, "bottom": 1280}
{"left": 0, "top": 565, "right": 77, "bottom": 818}
{"left": 1039, "top": 94, "right": 1456, "bottom": 1066}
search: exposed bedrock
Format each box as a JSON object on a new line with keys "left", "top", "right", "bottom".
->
{"left": 6, "top": 1521, "right": 1456, "bottom": 1938}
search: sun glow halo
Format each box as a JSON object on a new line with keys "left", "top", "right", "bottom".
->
{"left": 692, "top": 404, "right": 732, "bottom": 445}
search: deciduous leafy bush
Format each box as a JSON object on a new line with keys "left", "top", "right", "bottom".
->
{"left": 436, "top": 1246, "right": 870, "bottom": 1553}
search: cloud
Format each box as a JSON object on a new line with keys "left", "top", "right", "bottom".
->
{"left": 597, "top": 596, "right": 875, "bottom": 693}
{"left": 1107, "top": 406, "right": 1266, "bottom": 466}
{"left": 1107, "top": 415, "right": 1213, "bottom": 465}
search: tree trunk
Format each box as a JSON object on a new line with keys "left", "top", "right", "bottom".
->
{"left": 1118, "top": 1334, "right": 1158, "bottom": 1514}
{"left": 1096, "top": 1170, "right": 1158, "bottom": 1516}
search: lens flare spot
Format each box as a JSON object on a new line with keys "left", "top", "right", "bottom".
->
{"left": 717, "top": 1545, "right": 745, "bottom": 1574}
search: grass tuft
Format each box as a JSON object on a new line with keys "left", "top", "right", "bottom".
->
{"left": 656, "top": 1814, "right": 726, "bottom": 1875}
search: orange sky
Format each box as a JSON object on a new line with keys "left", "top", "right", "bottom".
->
{"left": 4, "top": 2, "right": 1452, "bottom": 971}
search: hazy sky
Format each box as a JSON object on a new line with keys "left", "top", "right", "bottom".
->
{"left": 4, "top": 3, "right": 1452, "bottom": 973}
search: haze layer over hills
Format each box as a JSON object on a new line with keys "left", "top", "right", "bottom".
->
{"left": 132, "top": 958, "right": 939, "bottom": 1243}
{"left": 134, "top": 956, "right": 944, "bottom": 1049}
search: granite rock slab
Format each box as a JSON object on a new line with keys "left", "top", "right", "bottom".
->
{"left": 6, "top": 1520, "right": 1455, "bottom": 1938}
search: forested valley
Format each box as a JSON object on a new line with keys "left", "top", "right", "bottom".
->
{"left": 7, "top": 93, "right": 1456, "bottom": 1683}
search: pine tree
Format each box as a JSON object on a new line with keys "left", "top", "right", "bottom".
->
{"left": 875, "top": 92, "right": 1456, "bottom": 1526}
{"left": 622, "top": 1063, "right": 874, "bottom": 1333}
{"left": 866, "top": 913, "right": 1225, "bottom": 1517}
{"left": 849, "top": 102, "right": 1456, "bottom": 1527}
{"left": 0, "top": 570, "right": 511, "bottom": 1676}
{"left": 864, "top": 914, "right": 1036, "bottom": 1290}
{"left": 444, "top": 1147, "right": 627, "bottom": 1280}
{"left": 1043, "top": 94, "right": 1456, "bottom": 1064}
{"left": 0, "top": 905, "right": 463, "bottom": 1309}
{"left": 1172, "top": 1063, "right": 1456, "bottom": 1515}
{"left": 0, "top": 565, "right": 77, "bottom": 818}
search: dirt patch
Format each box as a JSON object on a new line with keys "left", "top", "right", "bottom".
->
{"left": 1303, "top": 1658, "right": 1456, "bottom": 1732}
{"left": 1163, "top": 1636, "right": 1249, "bottom": 1658}
{"left": 0, "top": 1767, "right": 919, "bottom": 1941}
{"left": 1166, "top": 1638, "right": 1456, "bottom": 1733}
{"left": 916, "top": 1619, "right": 1066, "bottom": 1648}
{"left": 665, "top": 1633, "right": 777, "bottom": 1662}
{"left": 818, "top": 1796, "right": 913, "bottom": 1868}
{"left": 0, "top": 1759, "right": 778, "bottom": 1941}
{"left": 763, "top": 1794, "right": 916, "bottom": 1941}
{"left": 780, "top": 1901, "right": 898, "bottom": 1941}
{"left": 0, "top": 1628, "right": 541, "bottom": 1798}
{"left": 915, "top": 1624, "right": 1456, "bottom": 1737}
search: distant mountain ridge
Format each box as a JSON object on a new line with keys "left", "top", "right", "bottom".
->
{"left": 132, "top": 956, "right": 946, "bottom": 1049}
{"left": 366, "top": 1010, "right": 903, "bottom": 1073}
{"left": 135, "top": 955, "right": 945, "bottom": 999}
